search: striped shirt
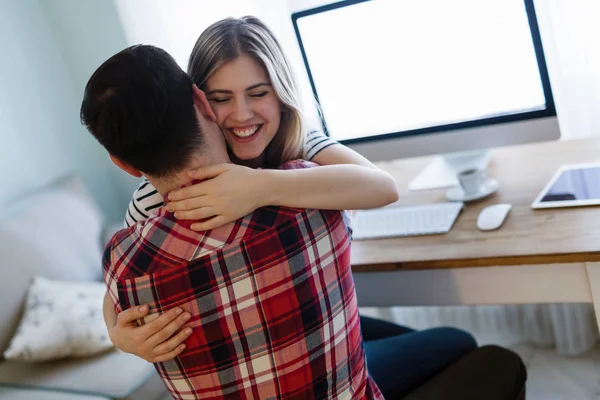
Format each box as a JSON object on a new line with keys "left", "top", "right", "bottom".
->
{"left": 104, "top": 160, "right": 382, "bottom": 400}
{"left": 124, "top": 130, "right": 337, "bottom": 227}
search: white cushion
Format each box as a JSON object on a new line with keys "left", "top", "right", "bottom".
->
{"left": 3, "top": 277, "right": 113, "bottom": 361}
{"left": 0, "top": 176, "right": 104, "bottom": 354}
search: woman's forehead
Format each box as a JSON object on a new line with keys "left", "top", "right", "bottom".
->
{"left": 206, "top": 55, "right": 270, "bottom": 91}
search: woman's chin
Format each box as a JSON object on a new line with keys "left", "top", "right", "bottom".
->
{"left": 230, "top": 150, "right": 265, "bottom": 167}
{"left": 234, "top": 151, "right": 260, "bottom": 160}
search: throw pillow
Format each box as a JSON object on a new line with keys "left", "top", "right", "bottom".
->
{"left": 3, "top": 277, "right": 113, "bottom": 361}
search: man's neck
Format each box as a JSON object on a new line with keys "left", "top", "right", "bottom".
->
{"left": 148, "top": 154, "right": 230, "bottom": 199}
{"left": 150, "top": 174, "right": 194, "bottom": 200}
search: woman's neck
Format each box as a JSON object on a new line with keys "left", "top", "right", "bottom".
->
{"left": 229, "top": 149, "right": 266, "bottom": 169}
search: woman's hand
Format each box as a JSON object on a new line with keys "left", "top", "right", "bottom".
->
{"left": 166, "top": 164, "right": 264, "bottom": 231}
{"left": 108, "top": 305, "right": 193, "bottom": 363}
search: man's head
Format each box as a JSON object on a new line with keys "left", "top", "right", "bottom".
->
{"left": 80, "top": 45, "right": 227, "bottom": 188}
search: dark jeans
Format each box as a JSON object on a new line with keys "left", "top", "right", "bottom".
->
{"left": 404, "top": 345, "right": 527, "bottom": 400}
{"left": 360, "top": 316, "right": 478, "bottom": 399}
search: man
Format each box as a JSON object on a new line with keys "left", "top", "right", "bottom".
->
{"left": 81, "top": 44, "right": 382, "bottom": 399}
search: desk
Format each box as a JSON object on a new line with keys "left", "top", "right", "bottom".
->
{"left": 352, "top": 138, "right": 600, "bottom": 330}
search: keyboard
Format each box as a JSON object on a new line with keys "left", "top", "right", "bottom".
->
{"left": 352, "top": 202, "right": 464, "bottom": 240}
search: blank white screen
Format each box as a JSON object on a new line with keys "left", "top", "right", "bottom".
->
{"left": 296, "top": 0, "right": 547, "bottom": 141}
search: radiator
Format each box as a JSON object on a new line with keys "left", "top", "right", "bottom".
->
{"left": 360, "top": 303, "right": 599, "bottom": 356}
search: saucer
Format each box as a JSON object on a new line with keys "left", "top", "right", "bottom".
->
{"left": 446, "top": 178, "right": 499, "bottom": 202}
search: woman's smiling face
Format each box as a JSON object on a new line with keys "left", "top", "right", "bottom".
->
{"left": 204, "top": 55, "right": 282, "bottom": 165}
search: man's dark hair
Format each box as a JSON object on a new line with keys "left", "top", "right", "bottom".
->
{"left": 80, "top": 45, "right": 204, "bottom": 177}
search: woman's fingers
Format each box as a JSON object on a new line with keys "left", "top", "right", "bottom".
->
{"left": 167, "top": 195, "right": 210, "bottom": 212}
{"left": 174, "top": 207, "right": 216, "bottom": 221}
{"left": 168, "top": 165, "right": 229, "bottom": 202}
{"left": 191, "top": 216, "right": 228, "bottom": 231}
{"left": 146, "top": 310, "right": 192, "bottom": 348}
{"left": 152, "top": 326, "right": 193, "bottom": 356}
{"left": 168, "top": 182, "right": 211, "bottom": 203}
{"left": 187, "top": 164, "right": 230, "bottom": 181}
{"left": 152, "top": 344, "right": 187, "bottom": 363}
{"left": 138, "top": 307, "right": 184, "bottom": 338}
{"left": 117, "top": 304, "right": 150, "bottom": 327}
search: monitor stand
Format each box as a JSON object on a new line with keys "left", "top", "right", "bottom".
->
{"left": 408, "top": 149, "right": 491, "bottom": 191}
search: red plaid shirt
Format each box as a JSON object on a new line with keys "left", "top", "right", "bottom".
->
{"left": 104, "top": 161, "right": 383, "bottom": 400}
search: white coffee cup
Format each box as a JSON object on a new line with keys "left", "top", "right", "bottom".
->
{"left": 457, "top": 167, "right": 488, "bottom": 195}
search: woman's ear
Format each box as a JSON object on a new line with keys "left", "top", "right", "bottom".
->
{"left": 192, "top": 85, "right": 217, "bottom": 122}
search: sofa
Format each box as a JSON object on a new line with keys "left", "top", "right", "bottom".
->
{"left": 0, "top": 176, "right": 168, "bottom": 399}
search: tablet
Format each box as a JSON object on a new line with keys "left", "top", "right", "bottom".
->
{"left": 532, "top": 163, "right": 600, "bottom": 209}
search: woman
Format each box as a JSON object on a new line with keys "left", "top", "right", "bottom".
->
{"left": 106, "top": 16, "right": 477, "bottom": 399}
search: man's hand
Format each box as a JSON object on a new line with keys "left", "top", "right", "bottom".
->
{"left": 108, "top": 304, "right": 193, "bottom": 363}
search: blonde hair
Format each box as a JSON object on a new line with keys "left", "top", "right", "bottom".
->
{"left": 188, "top": 16, "right": 306, "bottom": 167}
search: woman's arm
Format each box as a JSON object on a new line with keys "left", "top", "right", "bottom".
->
{"left": 167, "top": 144, "right": 399, "bottom": 230}
{"left": 263, "top": 143, "right": 399, "bottom": 210}
{"left": 103, "top": 291, "right": 118, "bottom": 330}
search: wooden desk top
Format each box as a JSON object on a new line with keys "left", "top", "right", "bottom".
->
{"left": 352, "top": 138, "right": 600, "bottom": 272}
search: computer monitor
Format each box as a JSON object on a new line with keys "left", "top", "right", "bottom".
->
{"left": 291, "top": 0, "right": 560, "bottom": 164}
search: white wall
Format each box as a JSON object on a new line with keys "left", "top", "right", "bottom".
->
{"left": 2, "top": 0, "right": 598, "bottom": 225}
{"left": 113, "top": 0, "right": 326, "bottom": 129}
{"left": 533, "top": 0, "right": 600, "bottom": 140}
{"left": 40, "top": 0, "right": 141, "bottom": 221}
{"left": 0, "top": 0, "right": 139, "bottom": 223}
{"left": 115, "top": 0, "right": 262, "bottom": 69}
{"left": 0, "top": 0, "right": 72, "bottom": 207}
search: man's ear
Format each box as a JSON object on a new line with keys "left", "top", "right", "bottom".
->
{"left": 192, "top": 85, "right": 217, "bottom": 122}
{"left": 109, "top": 155, "right": 143, "bottom": 178}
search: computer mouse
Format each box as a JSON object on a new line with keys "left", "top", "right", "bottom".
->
{"left": 477, "top": 204, "right": 512, "bottom": 231}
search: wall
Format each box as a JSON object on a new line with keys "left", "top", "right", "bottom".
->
{"left": 0, "top": 0, "right": 75, "bottom": 208}
{"left": 0, "top": 0, "right": 138, "bottom": 223}
{"left": 114, "top": 0, "right": 262, "bottom": 69}
{"left": 40, "top": 0, "right": 140, "bottom": 222}
{"left": 533, "top": 0, "right": 600, "bottom": 139}
{"left": 2, "top": 0, "right": 597, "bottom": 225}
{"left": 113, "top": 0, "right": 326, "bottom": 129}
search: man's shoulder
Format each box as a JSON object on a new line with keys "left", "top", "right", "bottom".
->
{"left": 250, "top": 206, "right": 346, "bottom": 236}
{"left": 102, "top": 224, "right": 137, "bottom": 261}
{"left": 113, "top": 220, "right": 144, "bottom": 242}
{"left": 116, "top": 212, "right": 243, "bottom": 265}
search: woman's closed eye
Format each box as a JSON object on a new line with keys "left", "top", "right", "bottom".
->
{"left": 209, "top": 97, "right": 229, "bottom": 104}
{"left": 250, "top": 91, "right": 268, "bottom": 98}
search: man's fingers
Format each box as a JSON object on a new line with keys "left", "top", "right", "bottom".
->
{"left": 146, "top": 310, "right": 192, "bottom": 347}
{"left": 152, "top": 344, "right": 187, "bottom": 363}
{"left": 117, "top": 304, "right": 150, "bottom": 327}
{"left": 153, "top": 327, "right": 193, "bottom": 356}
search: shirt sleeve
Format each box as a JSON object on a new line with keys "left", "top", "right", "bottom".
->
{"left": 124, "top": 179, "right": 165, "bottom": 228}
{"left": 102, "top": 239, "right": 122, "bottom": 314}
{"left": 302, "top": 130, "right": 338, "bottom": 161}
{"left": 278, "top": 159, "right": 319, "bottom": 170}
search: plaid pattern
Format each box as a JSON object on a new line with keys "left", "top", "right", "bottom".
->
{"left": 104, "top": 161, "right": 380, "bottom": 399}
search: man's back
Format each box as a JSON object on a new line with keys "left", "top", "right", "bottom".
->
{"left": 104, "top": 201, "right": 381, "bottom": 399}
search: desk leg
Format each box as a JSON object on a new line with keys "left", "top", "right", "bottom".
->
{"left": 585, "top": 262, "right": 600, "bottom": 332}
